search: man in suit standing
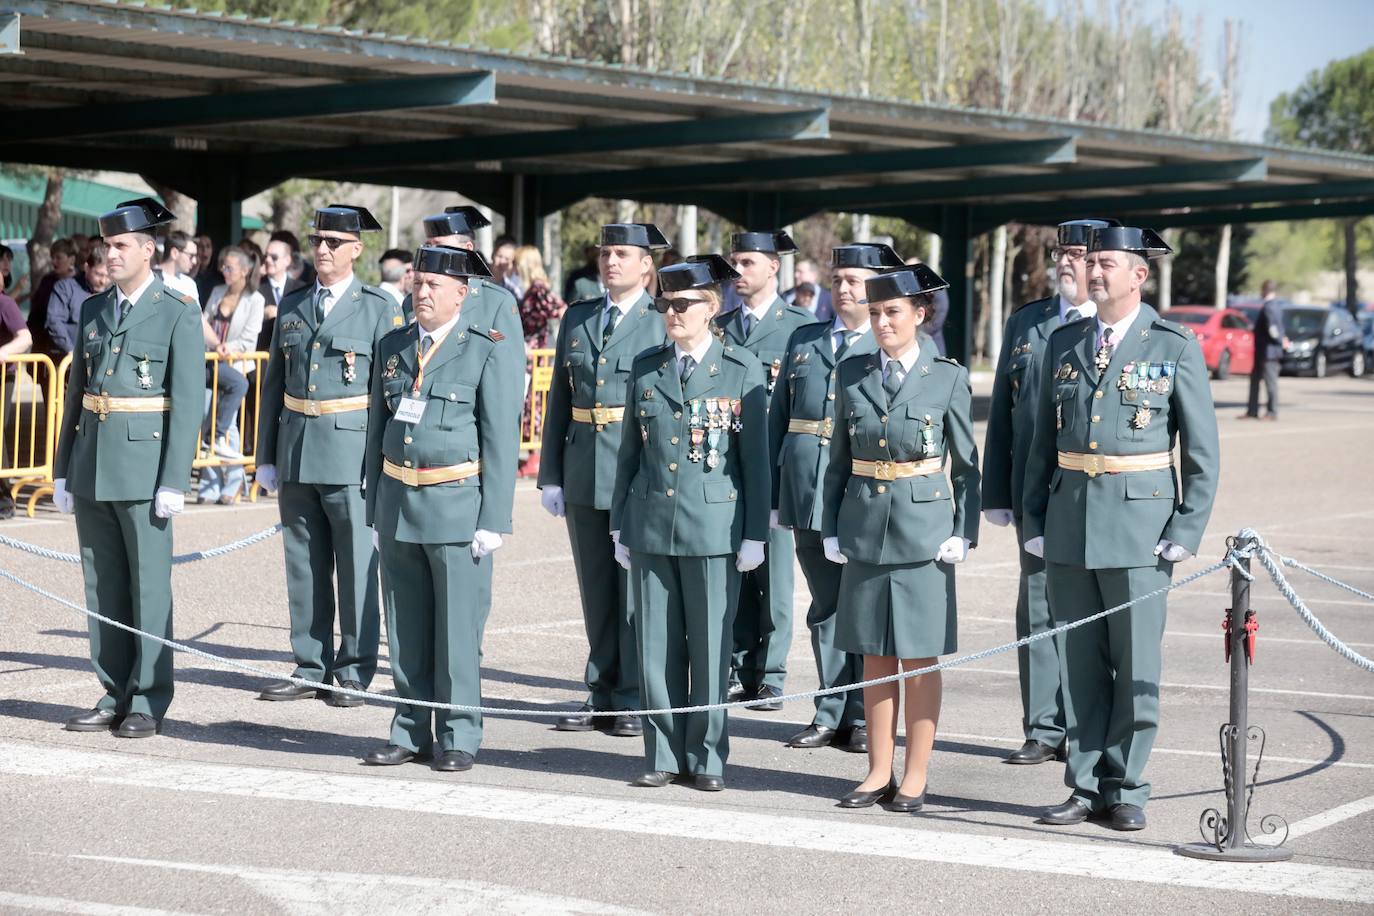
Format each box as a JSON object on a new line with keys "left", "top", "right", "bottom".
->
{"left": 718, "top": 230, "right": 815, "bottom": 708}
{"left": 540, "top": 223, "right": 670, "bottom": 736}
{"left": 784, "top": 257, "right": 833, "bottom": 323}
{"left": 982, "top": 219, "right": 1114, "bottom": 766}
{"left": 254, "top": 205, "right": 404, "bottom": 707}
{"left": 258, "top": 236, "right": 309, "bottom": 352}
{"left": 1241, "top": 280, "right": 1288, "bottom": 421}
{"left": 52, "top": 198, "right": 203, "bottom": 737}
{"left": 1023, "top": 226, "right": 1220, "bottom": 831}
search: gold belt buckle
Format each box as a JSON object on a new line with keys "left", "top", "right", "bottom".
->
{"left": 591, "top": 407, "right": 613, "bottom": 425}
{"left": 872, "top": 460, "right": 897, "bottom": 482}
{"left": 92, "top": 395, "right": 111, "bottom": 419}
{"left": 1082, "top": 453, "right": 1107, "bottom": 478}
{"left": 399, "top": 465, "right": 420, "bottom": 487}
{"left": 302, "top": 399, "right": 322, "bottom": 418}
{"left": 821, "top": 416, "right": 834, "bottom": 439}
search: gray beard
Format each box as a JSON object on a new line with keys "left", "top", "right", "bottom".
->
{"left": 1057, "top": 276, "right": 1078, "bottom": 302}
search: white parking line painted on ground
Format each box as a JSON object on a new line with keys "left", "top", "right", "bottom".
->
{"left": 1284, "top": 794, "right": 1374, "bottom": 839}
{"left": 0, "top": 891, "right": 197, "bottom": 915}
{"left": 4, "top": 743, "right": 1370, "bottom": 906}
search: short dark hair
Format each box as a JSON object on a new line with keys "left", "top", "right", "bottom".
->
{"left": 84, "top": 244, "right": 108, "bottom": 268}
{"left": 51, "top": 238, "right": 78, "bottom": 259}
{"left": 269, "top": 229, "right": 301, "bottom": 254}
{"left": 379, "top": 248, "right": 412, "bottom": 265}
{"left": 493, "top": 234, "right": 516, "bottom": 250}
{"left": 0, "top": 244, "right": 12, "bottom": 261}
{"left": 158, "top": 231, "right": 192, "bottom": 261}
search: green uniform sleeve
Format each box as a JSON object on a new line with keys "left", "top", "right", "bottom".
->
{"left": 53, "top": 300, "right": 90, "bottom": 479}
{"left": 740, "top": 357, "right": 771, "bottom": 543}
{"left": 158, "top": 302, "right": 206, "bottom": 492}
{"left": 609, "top": 369, "right": 644, "bottom": 533}
{"left": 476, "top": 331, "right": 523, "bottom": 535}
{"left": 820, "top": 374, "right": 853, "bottom": 540}
{"left": 255, "top": 315, "right": 285, "bottom": 467}
{"left": 1021, "top": 338, "right": 1061, "bottom": 542}
{"left": 946, "top": 365, "right": 982, "bottom": 546}
{"left": 766, "top": 342, "right": 796, "bottom": 511}
{"left": 363, "top": 340, "right": 388, "bottom": 527}
{"left": 1161, "top": 335, "right": 1221, "bottom": 553}
{"left": 982, "top": 313, "right": 1018, "bottom": 512}
{"left": 536, "top": 314, "right": 572, "bottom": 489}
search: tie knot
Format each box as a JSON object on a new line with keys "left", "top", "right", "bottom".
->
{"left": 1064, "top": 307, "right": 1081, "bottom": 324}
{"left": 419, "top": 335, "right": 433, "bottom": 358}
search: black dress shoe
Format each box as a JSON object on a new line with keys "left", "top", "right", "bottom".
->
{"left": 258, "top": 681, "right": 320, "bottom": 701}
{"left": 726, "top": 682, "right": 750, "bottom": 703}
{"left": 839, "top": 779, "right": 896, "bottom": 809}
{"left": 326, "top": 680, "right": 365, "bottom": 708}
{"left": 889, "top": 788, "right": 926, "bottom": 813}
{"left": 1005, "top": 739, "right": 1063, "bottom": 765}
{"left": 834, "top": 725, "right": 869, "bottom": 754}
{"left": 113, "top": 713, "right": 159, "bottom": 738}
{"left": 432, "top": 750, "right": 475, "bottom": 772}
{"left": 364, "top": 744, "right": 427, "bottom": 766}
{"left": 632, "top": 770, "right": 676, "bottom": 788}
{"left": 747, "top": 684, "right": 783, "bottom": 711}
{"left": 1039, "top": 796, "right": 1096, "bottom": 825}
{"left": 609, "top": 714, "right": 642, "bottom": 737}
{"left": 1108, "top": 803, "right": 1147, "bottom": 831}
{"left": 691, "top": 774, "right": 725, "bottom": 792}
{"left": 64, "top": 708, "right": 118, "bottom": 732}
{"left": 555, "top": 704, "right": 597, "bottom": 732}
{"left": 786, "top": 724, "right": 837, "bottom": 748}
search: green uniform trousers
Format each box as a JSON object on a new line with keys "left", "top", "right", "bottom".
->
{"left": 730, "top": 526, "right": 794, "bottom": 692}
{"left": 278, "top": 481, "right": 379, "bottom": 687}
{"left": 1015, "top": 522, "right": 1066, "bottom": 747}
{"left": 793, "top": 530, "right": 864, "bottom": 730}
{"left": 1047, "top": 560, "right": 1171, "bottom": 809}
{"left": 633, "top": 551, "right": 739, "bottom": 777}
{"left": 73, "top": 495, "right": 175, "bottom": 720}
{"left": 565, "top": 504, "right": 639, "bottom": 711}
{"left": 380, "top": 536, "right": 491, "bottom": 755}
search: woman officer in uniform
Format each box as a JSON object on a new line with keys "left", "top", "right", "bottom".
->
{"left": 610, "top": 254, "right": 771, "bottom": 792}
{"left": 821, "top": 263, "right": 981, "bottom": 811}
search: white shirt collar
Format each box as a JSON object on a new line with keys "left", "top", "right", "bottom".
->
{"left": 116, "top": 272, "right": 156, "bottom": 308}
{"left": 879, "top": 340, "right": 922, "bottom": 375}
{"left": 314, "top": 273, "right": 353, "bottom": 304}
{"left": 674, "top": 336, "right": 714, "bottom": 366}
{"left": 417, "top": 311, "right": 461, "bottom": 346}
{"left": 1059, "top": 295, "right": 1097, "bottom": 322}
{"left": 1096, "top": 306, "right": 1141, "bottom": 343}
{"left": 830, "top": 317, "right": 869, "bottom": 349}
{"left": 744, "top": 296, "right": 775, "bottom": 321}
{"left": 379, "top": 282, "right": 404, "bottom": 306}
{"left": 605, "top": 288, "right": 640, "bottom": 316}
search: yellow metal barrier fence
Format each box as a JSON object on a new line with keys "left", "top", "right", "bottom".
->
{"left": 522, "top": 348, "right": 556, "bottom": 453}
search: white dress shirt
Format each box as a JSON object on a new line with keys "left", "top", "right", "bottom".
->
{"left": 878, "top": 339, "right": 922, "bottom": 376}
{"left": 115, "top": 272, "right": 156, "bottom": 314}
{"left": 830, "top": 318, "right": 870, "bottom": 354}
{"left": 1096, "top": 306, "right": 1141, "bottom": 350}
{"left": 1058, "top": 295, "right": 1097, "bottom": 324}
{"left": 312, "top": 274, "right": 354, "bottom": 321}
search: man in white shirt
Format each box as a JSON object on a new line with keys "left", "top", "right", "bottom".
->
{"left": 155, "top": 230, "right": 201, "bottom": 308}
{"left": 377, "top": 248, "right": 413, "bottom": 307}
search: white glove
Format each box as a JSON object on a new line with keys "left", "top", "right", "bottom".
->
{"left": 736, "top": 538, "right": 766, "bottom": 573}
{"left": 983, "top": 509, "right": 1014, "bottom": 527}
{"left": 471, "top": 529, "right": 503, "bottom": 560}
{"left": 540, "top": 485, "right": 566, "bottom": 518}
{"left": 255, "top": 464, "right": 279, "bottom": 493}
{"left": 153, "top": 487, "right": 184, "bottom": 519}
{"left": 371, "top": 529, "right": 380, "bottom": 551}
{"left": 936, "top": 536, "right": 970, "bottom": 564}
{"left": 1154, "top": 539, "right": 1193, "bottom": 563}
{"left": 53, "top": 478, "right": 74, "bottom": 514}
{"left": 823, "top": 536, "right": 847, "bottom": 565}
{"left": 1024, "top": 536, "right": 1045, "bottom": 558}
{"left": 611, "top": 529, "right": 631, "bottom": 571}
{"left": 769, "top": 509, "right": 781, "bottom": 530}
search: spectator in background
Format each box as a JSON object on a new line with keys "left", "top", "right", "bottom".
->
{"left": 27, "top": 238, "right": 78, "bottom": 358}
{"left": 193, "top": 233, "right": 220, "bottom": 304}
{"left": 0, "top": 244, "right": 14, "bottom": 294}
{"left": 377, "top": 248, "right": 413, "bottom": 307}
{"left": 659, "top": 249, "right": 682, "bottom": 267}
{"left": 0, "top": 285, "right": 32, "bottom": 519}
{"left": 72, "top": 234, "right": 93, "bottom": 262}
{"left": 905, "top": 257, "right": 948, "bottom": 356}
{"left": 1242, "top": 279, "right": 1289, "bottom": 421}
{"left": 791, "top": 281, "right": 816, "bottom": 315}
{"left": 562, "top": 243, "right": 603, "bottom": 303}
{"left": 258, "top": 236, "right": 307, "bottom": 351}
{"left": 198, "top": 247, "right": 264, "bottom": 503}
{"left": 492, "top": 235, "right": 522, "bottom": 300}
{"left": 156, "top": 231, "right": 202, "bottom": 307}
{"left": 514, "top": 244, "right": 564, "bottom": 479}
{"left": 784, "top": 257, "right": 834, "bottom": 322}
{"left": 270, "top": 230, "right": 315, "bottom": 289}
{"left": 46, "top": 244, "right": 110, "bottom": 358}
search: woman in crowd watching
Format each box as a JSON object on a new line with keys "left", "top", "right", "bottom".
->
{"left": 198, "top": 246, "right": 263, "bottom": 504}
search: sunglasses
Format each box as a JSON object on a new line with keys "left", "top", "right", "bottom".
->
{"left": 308, "top": 234, "right": 356, "bottom": 251}
{"left": 653, "top": 296, "right": 709, "bottom": 314}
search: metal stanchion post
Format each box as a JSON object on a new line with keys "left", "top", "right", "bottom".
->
{"left": 1176, "top": 533, "right": 1292, "bottom": 862}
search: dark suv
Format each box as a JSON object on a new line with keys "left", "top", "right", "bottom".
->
{"left": 1281, "top": 307, "right": 1365, "bottom": 377}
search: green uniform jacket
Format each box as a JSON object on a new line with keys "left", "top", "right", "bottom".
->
{"left": 715, "top": 296, "right": 817, "bottom": 398}
{"left": 768, "top": 321, "right": 878, "bottom": 531}
{"left": 821, "top": 337, "right": 981, "bottom": 564}
{"left": 363, "top": 320, "right": 522, "bottom": 543}
{"left": 983, "top": 296, "right": 1061, "bottom": 517}
{"left": 256, "top": 277, "right": 404, "bottom": 486}
{"left": 537, "top": 292, "right": 666, "bottom": 509}
{"left": 610, "top": 339, "right": 770, "bottom": 556}
{"left": 55, "top": 277, "right": 204, "bottom": 501}
{"left": 1022, "top": 305, "right": 1221, "bottom": 568}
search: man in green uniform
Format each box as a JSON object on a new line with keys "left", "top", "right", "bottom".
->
{"left": 539, "top": 223, "right": 670, "bottom": 736}
{"left": 768, "top": 243, "right": 904, "bottom": 752}
{"left": 982, "top": 219, "right": 1116, "bottom": 766}
{"left": 254, "top": 205, "right": 403, "bottom": 706}
{"left": 53, "top": 198, "right": 203, "bottom": 738}
{"left": 361, "top": 245, "right": 522, "bottom": 770}
{"left": 717, "top": 230, "right": 815, "bottom": 708}
{"left": 1023, "top": 226, "right": 1220, "bottom": 831}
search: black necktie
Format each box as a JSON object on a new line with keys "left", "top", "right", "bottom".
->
{"left": 1063, "top": 307, "right": 1082, "bottom": 325}
{"left": 119, "top": 298, "right": 133, "bottom": 323}
{"left": 679, "top": 354, "right": 696, "bottom": 384}
{"left": 602, "top": 308, "right": 620, "bottom": 349}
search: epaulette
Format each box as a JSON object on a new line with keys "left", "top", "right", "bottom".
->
{"left": 569, "top": 296, "right": 603, "bottom": 309}
{"left": 935, "top": 355, "right": 961, "bottom": 367}
{"left": 634, "top": 341, "right": 674, "bottom": 363}
{"left": 722, "top": 343, "right": 752, "bottom": 365}
{"left": 1049, "top": 315, "right": 1092, "bottom": 338}
{"left": 1153, "top": 317, "right": 1194, "bottom": 339}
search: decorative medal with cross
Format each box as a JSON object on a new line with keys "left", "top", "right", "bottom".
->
{"left": 1130, "top": 399, "right": 1154, "bottom": 430}
{"left": 343, "top": 351, "right": 357, "bottom": 384}
{"left": 383, "top": 355, "right": 399, "bottom": 380}
{"left": 135, "top": 356, "right": 153, "bottom": 390}
{"left": 920, "top": 415, "right": 938, "bottom": 458}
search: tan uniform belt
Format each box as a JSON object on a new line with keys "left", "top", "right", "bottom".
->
{"left": 382, "top": 458, "right": 482, "bottom": 487}
{"left": 1057, "top": 450, "right": 1172, "bottom": 478}
{"left": 851, "top": 457, "right": 943, "bottom": 481}
{"left": 81, "top": 394, "right": 169, "bottom": 418}
{"left": 283, "top": 393, "right": 369, "bottom": 417}
{"left": 787, "top": 417, "right": 835, "bottom": 438}
{"left": 571, "top": 406, "right": 625, "bottom": 425}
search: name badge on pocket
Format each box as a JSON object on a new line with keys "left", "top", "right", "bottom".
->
{"left": 395, "top": 397, "right": 426, "bottom": 425}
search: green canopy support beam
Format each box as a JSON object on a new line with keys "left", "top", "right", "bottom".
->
{"left": 1150, "top": 198, "right": 1374, "bottom": 229}
{"left": 0, "top": 72, "right": 496, "bottom": 145}
{"left": 269, "top": 108, "right": 831, "bottom": 179}
{"left": 937, "top": 205, "right": 976, "bottom": 366}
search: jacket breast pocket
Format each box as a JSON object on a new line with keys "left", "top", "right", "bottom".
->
{"left": 1054, "top": 384, "right": 1078, "bottom": 434}
{"left": 82, "top": 340, "right": 103, "bottom": 380}
{"left": 281, "top": 331, "right": 303, "bottom": 355}
{"left": 430, "top": 381, "right": 475, "bottom": 431}
{"left": 329, "top": 336, "right": 372, "bottom": 386}
{"left": 846, "top": 402, "right": 877, "bottom": 449}
{"left": 1119, "top": 390, "right": 1168, "bottom": 441}
{"left": 123, "top": 341, "right": 169, "bottom": 389}
{"left": 901, "top": 403, "right": 943, "bottom": 458}
{"left": 1006, "top": 352, "right": 1032, "bottom": 403}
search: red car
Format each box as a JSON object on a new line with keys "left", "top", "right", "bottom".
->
{"left": 1161, "top": 306, "right": 1255, "bottom": 379}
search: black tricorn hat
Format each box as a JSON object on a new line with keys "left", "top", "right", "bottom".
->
{"left": 832, "top": 243, "right": 904, "bottom": 270}
{"left": 423, "top": 205, "right": 491, "bottom": 239}
{"left": 311, "top": 204, "right": 383, "bottom": 235}
{"left": 730, "top": 230, "right": 798, "bottom": 255}
{"left": 601, "top": 223, "right": 671, "bottom": 250}
{"left": 863, "top": 263, "right": 950, "bottom": 304}
{"left": 658, "top": 254, "right": 740, "bottom": 293}
{"left": 98, "top": 197, "right": 176, "bottom": 237}
{"left": 413, "top": 245, "right": 493, "bottom": 279}
{"left": 1057, "top": 218, "right": 1122, "bottom": 248}
{"left": 1088, "top": 226, "right": 1172, "bottom": 259}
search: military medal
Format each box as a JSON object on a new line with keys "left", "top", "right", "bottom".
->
{"left": 705, "top": 401, "right": 722, "bottom": 468}
{"left": 135, "top": 356, "right": 153, "bottom": 390}
{"left": 731, "top": 399, "right": 743, "bottom": 432}
{"left": 1131, "top": 404, "right": 1154, "bottom": 430}
{"left": 1094, "top": 340, "right": 1113, "bottom": 373}
{"left": 920, "top": 415, "right": 937, "bottom": 458}
{"left": 768, "top": 358, "right": 782, "bottom": 393}
{"left": 689, "top": 428, "right": 705, "bottom": 463}
{"left": 1056, "top": 402, "right": 1064, "bottom": 431}
{"left": 383, "top": 354, "right": 399, "bottom": 380}
{"left": 343, "top": 351, "right": 357, "bottom": 384}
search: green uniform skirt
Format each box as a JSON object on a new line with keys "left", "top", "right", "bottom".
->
{"left": 835, "top": 557, "right": 957, "bottom": 659}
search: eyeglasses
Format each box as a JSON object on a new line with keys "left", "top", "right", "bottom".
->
{"left": 308, "top": 234, "right": 355, "bottom": 251}
{"left": 1050, "top": 247, "right": 1087, "bottom": 263}
{"left": 653, "top": 296, "right": 709, "bottom": 314}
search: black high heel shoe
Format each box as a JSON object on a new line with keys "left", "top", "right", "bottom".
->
{"left": 838, "top": 778, "right": 897, "bottom": 809}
